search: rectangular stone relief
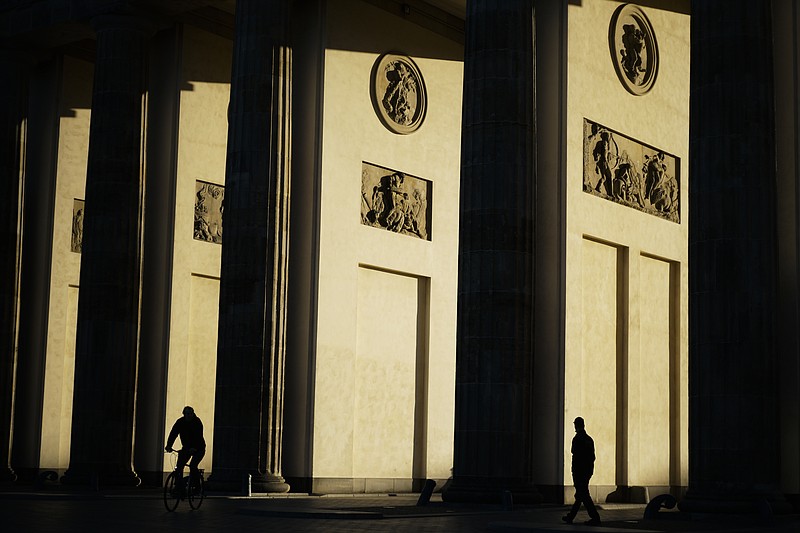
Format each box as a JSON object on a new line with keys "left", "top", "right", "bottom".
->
{"left": 360, "top": 161, "right": 432, "bottom": 241}
{"left": 194, "top": 180, "right": 224, "bottom": 244}
{"left": 71, "top": 198, "right": 84, "bottom": 253}
{"left": 583, "top": 118, "right": 680, "bottom": 223}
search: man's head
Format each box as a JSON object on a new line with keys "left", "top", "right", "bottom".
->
{"left": 182, "top": 406, "right": 195, "bottom": 419}
{"left": 574, "top": 417, "right": 585, "bottom": 431}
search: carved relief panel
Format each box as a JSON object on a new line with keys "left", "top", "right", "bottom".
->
{"left": 583, "top": 119, "right": 680, "bottom": 223}
{"left": 194, "top": 180, "right": 224, "bottom": 244}
{"left": 371, "top": 53, "right": 427, "bottom": 134}
{"left": 361, "top": 162, "right": 432, "bottom": 240}
{"left": 71, "top": 198, "right": 84, "bottom": 253}
{"left": 609, "top": 4, "right": 659, "bottom": 95}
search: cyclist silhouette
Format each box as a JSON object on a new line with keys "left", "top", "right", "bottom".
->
{"left": 165, "top": 406, "right": 206, "bottom": 490}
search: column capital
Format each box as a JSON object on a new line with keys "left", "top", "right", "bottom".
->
{"left": 0, "top": 47, "right": 39, "bottom": 73}
{"left": 91, "top": 12, "right": 156, "bottom": 37}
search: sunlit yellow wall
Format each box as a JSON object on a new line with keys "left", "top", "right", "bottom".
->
{"left": 164, "top": 25, "right": 231, "bottom": 474}
{"left": 565, "top": 0, "right": 689, "bottom": 501}
{"left": 310, "top": 0, "right": 462, "bottom": 490}
{"left": 39, "top": 56, "right": 92, "bottom": 470}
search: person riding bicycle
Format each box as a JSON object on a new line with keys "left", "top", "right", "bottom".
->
{"left": 165, "top": 406, "right": 206, "bottom": 493}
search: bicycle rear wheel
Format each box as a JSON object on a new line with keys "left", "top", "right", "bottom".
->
{"left": 188, "top": 475, "right": 204, "bottom": 510}
{"left": 163, "top": 472, "right": 180, "bottom": 512}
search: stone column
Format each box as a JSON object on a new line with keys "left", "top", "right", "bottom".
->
{"left": 62, "top": 14, "right": 152, "bottom": 487}
{"left": 0, "top": 52, "right": 26, "bottom": 484}
{"left": 12, "top": 55, "right": 60, "bottom": 482}
{"left": 134, "top": 25, "right": 181, "bottom": 488}
{"left": 442, "top": 0, "right": 541, "bottom": 504}
{"left": 681, "top": 0, "right": 787, "bottom": 513}
{"left": 210, "top": 0, "right": 291, "bottom": 493}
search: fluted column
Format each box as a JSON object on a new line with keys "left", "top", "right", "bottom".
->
{"left": 442, "top": 0, "right": 540, "bottom": 504}
{"left": 63, "top": 14, "right": 152, "bottom": 487}
{"left": 0, "top": 52, "right": 26, "bottom": 484}
{"left": 681, "top": 0, "right": 787, "bottom": 513}
{"left": 210, "top": 0, "right": 291, "bottom": 493}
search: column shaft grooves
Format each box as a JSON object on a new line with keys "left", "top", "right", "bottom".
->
{"left": 65, "top": 14, "right": 151, "bottom": 486}
{"left": 211, "top": 0, "right": 291, "bottom": 492}
{"left": 445, "top": 0, "right": 540, "bottom": 503}
{"left": 683, "top": 0, "right": 784, "bottom": 511}
{"left": 0, "top": 54, "right": 26, "bottom": 483}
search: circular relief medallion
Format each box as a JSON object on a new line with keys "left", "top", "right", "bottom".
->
{"left": 609, "top": 4, "right": 659, "bottom": 95}
{"left": 371, "top": 53, "right": 427, "bottom": 134}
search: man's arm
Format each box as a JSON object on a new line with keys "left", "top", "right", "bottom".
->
{"left": 165, "top": 419, "right": 181, "bottom": 451}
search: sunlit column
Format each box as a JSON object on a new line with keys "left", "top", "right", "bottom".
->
{"left": 210, "top": 0, "right": 292, "bottom": 493}
{"left": 0, "top": 51, "right": 26, "bottom": 484}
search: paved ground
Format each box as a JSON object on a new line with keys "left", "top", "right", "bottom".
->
{"left": 2, "top": 490, "right": 799, "bottom": 533}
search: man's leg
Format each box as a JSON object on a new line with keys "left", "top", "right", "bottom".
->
{"left": 175, "top": 449, "right": 190, "bottom": 477}
{"left": 576, "top": 475, "right": 600, "bottom": 523}
{"left": 582, "top": 485, "right": 600, "bottom": 521}
{"left": 563, "top": 477, "right": 584, "bottom": 523}
{"left": 188, "top": 448, "right": 205, "bottom": 487}
{"left": 175, "top": 450, "right": 190, "bottom": 495}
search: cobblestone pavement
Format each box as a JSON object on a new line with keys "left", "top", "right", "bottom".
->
{"left": 2, "top": 491, "right": 799, "bottom": 533}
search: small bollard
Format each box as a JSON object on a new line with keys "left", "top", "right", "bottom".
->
{"left": 416, "top": 479, "right": 437, "bottom": 506}
{"left": 502, "top": 490, "right": 513, "bottom": 511}
{"left": 242, "top": 473, "right": 252, "bottom": 497}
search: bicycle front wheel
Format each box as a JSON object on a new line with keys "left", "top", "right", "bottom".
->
{"left": 163, "top": 472, "right": 180, "bottom": 512}
{"left": 188, "top": 475, "right": 204, "bottom": 510}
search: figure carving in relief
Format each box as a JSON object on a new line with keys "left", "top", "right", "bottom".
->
{"left": 382, "top": 61, "right": 418, "bottom": 126}
{"left": 590, "top": 127, "right": 618, "bottom": 196}
{"left": 363, "top": 170, "right": 428, "bottom": 240}
{"left": 642, "top": 153, "right": 677, "bottom": 218}
{"left": 71, "top": 206, "right": 84, "bottom": 253}
{"left": 612, "top": 152, "right": 642, "bottom": 206}
{"left": 194, "top": 182, "right": 224, "bottom": 244}
{"left": 584, "top": 119, "right": 679, "bottom": 222}
{"left": 408, "top": 189, "right": 427, "bottom": 238}
{"left": 620, "top": 23, "right": 645, "bottom": 84}
{"left": 643, "top": 152, "right": 666, "bottom": 200}
{"left": 609, "top": 5, "right": 658, "bottom": 96}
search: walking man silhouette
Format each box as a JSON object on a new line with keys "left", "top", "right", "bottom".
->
{"left": 562, "top": 416, "right": 601, "bottom": 526}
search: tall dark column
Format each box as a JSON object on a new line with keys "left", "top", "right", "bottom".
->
{"left": 12, "top": 56, "right": 60, "bottom": 482}
{"left": 0, "top": 52, "right": 26, "bottom": 484}
{"left": 681, "top": 0, "right": 787, "bottom": 513}
{"left": 442, "top": 0, "right": 540, "bottom": 504}
{"left": 63, "top": 14, "right": 152, "bottom": 487}
{"left": 134, "top": 25, "right": 181, "bottom": 488}
{"left": 210, "top": 0, "right": 291, "bottom": 493}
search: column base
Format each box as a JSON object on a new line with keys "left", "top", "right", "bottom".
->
{"left": 207, "top": 470, "right": 290, "bottom": 493}
{"left": 606, "top": 485, "right": 651, "bottom": 503}
{"left": 678, "top": 487, "right": 793, "bottom": 514}
{"left": 0, "top": 466, "right": 16, "bottom": 483}
{"left": 441, "top": 477, "right": 543, "bottom": 504}
{"left": 135, "top": 469, "right": 166, "bottom": 488}
{"left": 61, "top": 465, "right": 141, "bottom": 488}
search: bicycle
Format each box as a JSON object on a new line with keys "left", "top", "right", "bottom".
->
{"left": 163, "top": 449, "right": 205, "bottom": 511}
